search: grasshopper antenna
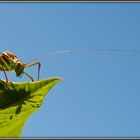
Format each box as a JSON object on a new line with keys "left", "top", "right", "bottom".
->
{"left": 26, "top": 49, "right": 70, "bottom": 64}
{"left": 26, "top": 48, "right": 140, "bottom": 64}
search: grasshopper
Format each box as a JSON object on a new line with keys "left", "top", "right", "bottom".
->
{"left": 0, "top": 48, "right": 140, "bottom": 83}
{"left": 0, "top": 50, "right": 41, "bottom": 83}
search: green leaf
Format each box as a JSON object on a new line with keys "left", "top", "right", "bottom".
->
{"left": 0, "top": 77, "right": 63, "bottom": 138}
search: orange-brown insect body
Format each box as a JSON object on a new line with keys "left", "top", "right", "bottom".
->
{"left": 0, "top": 50, "right": 41, "bottom": 83}
{"left": 0, "top": 51, "right": 25, "bottom": 76}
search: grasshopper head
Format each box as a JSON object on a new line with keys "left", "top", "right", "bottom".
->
{"left": 15, "top": 63, "right": 25, "bottom": 77}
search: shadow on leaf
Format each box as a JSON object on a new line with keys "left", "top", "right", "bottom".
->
{"left": 0, "top": 77, "right": 63, "bottom": 137}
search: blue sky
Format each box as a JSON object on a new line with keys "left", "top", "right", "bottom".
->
{"left": 0, "top": 2, "right": 140, "bottom": 137}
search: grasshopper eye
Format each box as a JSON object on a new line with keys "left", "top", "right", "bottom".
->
{"left": 15, "top": 63, "right": 25, "bottom": 77}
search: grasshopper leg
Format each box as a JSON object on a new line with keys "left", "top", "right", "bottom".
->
{"left": 23, "top": 71, "right": 34, "bottom": 82}
{"left": 25, "top": 62, "right": 41, "bottom": 81}
{"left": 2, "top": 65, "right": 8, "bottom": 83}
